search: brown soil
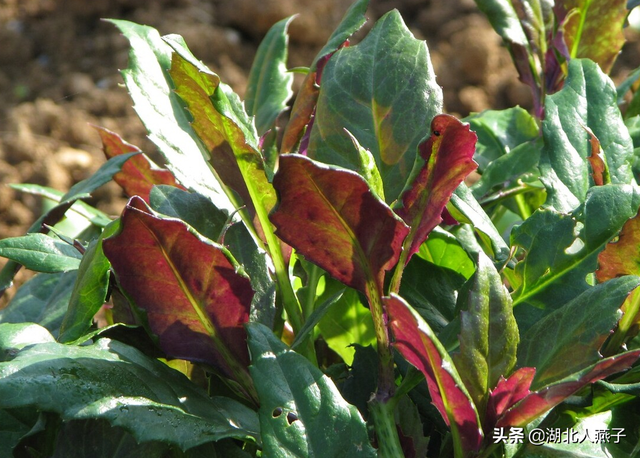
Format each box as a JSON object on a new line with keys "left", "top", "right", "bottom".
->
{"left": 1, "top": 0, "right": 639, "bottom": 306}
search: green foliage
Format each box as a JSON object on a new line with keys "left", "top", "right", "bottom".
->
{"left": 2, "top": 1, "right": 640, "bottom": 456}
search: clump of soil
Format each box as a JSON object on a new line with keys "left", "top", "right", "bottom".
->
{"left": 0, "top": 0, "right": 638, "bottom": 306}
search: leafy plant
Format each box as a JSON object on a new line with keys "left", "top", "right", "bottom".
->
{"left": 2, "top": 0, "right": 640, "bottom": 456}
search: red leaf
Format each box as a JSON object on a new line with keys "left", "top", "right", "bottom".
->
{"left": 396, "top": 114, "right": 477, "bottom": 261}
{"left": 497, "top": 351, "right": 640, "bottom": 427}
{"left": 387, "top": 295, "right": 483, "bottom": 454}
{"left": 103, "top": 197, "right": 254, "bottom": 392}
{"left": 270, "top": 155, "right": 409, "bottom": 294}
{"left": 484, "top": 367, "right": 535, "bottom": 430}
{"left": 95, "top": 126, "right": 184, "bottom": 202}
{"left": 597, "top": 207, "right": 640, "bottom": 282}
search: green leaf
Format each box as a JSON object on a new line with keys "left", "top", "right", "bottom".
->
{"left": 453, "top": 252, "right": 518, "bottom": 414}
{"left": 0, "top": 323, "right": 260, "bottom": 451}
{"left": 466, "top": 107, "right": 541, "bottom": 198}
{"left": 149, "top": 185, "right": 228, "bottom": 242}
{"left": 387, "top": 295, "right": 483, "bottom": 456}
{"left": 96, "top": 126, "right": 184, "bottom": 203}
{"left": 246, "top": 322, "right": 376, "bottom": 457}
{"left": 540, "top": 59, "right": 635, "bottom": 212}
{"left": 449, "top": 183, "right": 511, "bottom": 262}
{"left": 108, "top": 20, "right": 234, "bottom": 213}
{"left": 0, "top": 272, "right": 77, "bottom": 338}
{"left": 474, "top": 0, "right": 529, "bottom": 47}
{"left": 317, "top": 288, "right": 376, "bottom": 365}
{"left": 10, "top": 184, "right": 112, "bottom": 228}
{"left": 269, "top": 154, "right": 409, "bottom": 295}
{"left": 512, "top": 184, "right": 640, "bottom": 310}
{"left": 102, "top": 197, "right": 255, "bottom": 400}
{"left": 165, "top": 35, "right": 278, "bottom": 255}
{"left": 399, "top": 255, "right": 466, "bottom": 334}
{"left": 518, "top": 275, "right": 640, "bottom": 389}
{"left": 559, "top": 0, "right": 627, "bottom": 74}
{"left": 58, "top": 221, "right": 120, "bottom": 343}
{"left": 0, "top": 233, "right": 82, "bottom": 273}
{"left": 418, "top": 227, "right": 475, "bottom": 279}
{"left": 0, "top": 408, "right": 38, "bottom": 458}
{"left": 60, "top": 153, "right": 140, "bottom": 204}
{"left": 309, "top": 9, "right": 442, "bottom": 204}
{"left": 245, "top": 16, "right": 294, "bottom": 136}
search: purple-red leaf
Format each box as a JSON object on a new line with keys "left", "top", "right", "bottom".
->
{"left": 270, "top": 154, "right": 409, "bottom": 294}
{"left": 387, "top": 294, "right": 483, "bottom": 455}
{"left": 95, "top": 126, "right": 184, "bottom": 202}
{"left": 102, "top": 196, "right": 255, "bottom": 397}
{"left": 484, "top": 367, "right": 535, "bottom": 431}
{"left": 396, "top": 114, "right": 477, "bottom": 261}
{"left": 497, "top": 351, "right": 640, "bottom": 427}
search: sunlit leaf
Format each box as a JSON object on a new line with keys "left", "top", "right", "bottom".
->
{"left": 558, "top": 0, "right": 627, "bottom": 73}
{"left": 0, "top": 234, "right": 82, "bottom": 273}
{"left": 102, "top": 197, "right": 254, "bottom": 397}
{"left": 453, "top": 252, "right": 518, "bottom": 415}
{"left": 245, "top": 16, "right": 294, "bottom": 136}
{"left": 498, "top": 351, "right": 640, "bottom": 427}
{"left": 387, "top": 294, "right": 483, "bottom": 455}
{"left": 0, "top": 323, "right": 259, "bottom": 451}
{"left": 108, "top": 20, "right": 234, "bottom": 212}
{"left": 540, "top": 59, "right": 635, "bottom": 212}
{"left": 396, "top": 114, "right": 477, "bottom": 259}
{"left": 309, "top": 9, "right": 442, "bottom": 203}
{"left": 246, "top": 322, "right": 376, "bottom": 457}
{"left": 269, "top": 154, "right": 409, "bottom": 294}
{"left": 519, "top": 275, "right": 640, "bottom": 389}
{"left": 512, "top": 185, "right": 640, "bottom": 311}
{"left": 96, "top": 126, "right": 183, "bottom": 203}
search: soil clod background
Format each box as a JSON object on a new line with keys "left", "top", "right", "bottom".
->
{"left": 1, "top": 0, "right": 639, "bottom": 306}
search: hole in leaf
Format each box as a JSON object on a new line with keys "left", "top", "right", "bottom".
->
{"left": 286, "top": 411, "right": 299, "bottom": 425}
{"left": 272, "top": 407, "right": 283, "bottom": 418}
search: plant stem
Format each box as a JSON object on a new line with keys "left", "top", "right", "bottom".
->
{"left": 389, "top": 245, "right": 410, "bottom": 295}
{"left": 369, "top": 396, "right": 405, "bottom": 458}
{"left": 603, "top": 286, "right": 640, "bottom": 356}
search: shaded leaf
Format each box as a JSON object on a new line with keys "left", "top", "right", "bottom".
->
{"left": 518, "top": 276, "right": 640, "bottom": 389}
{"left": 270, "top": 154, "right": 409, "bottom": 294}
{"left": 58, "top": 221, "right": 120, "bottom": 343}
{"left": 246, "top": 322, "right": 376, "bottom": 458}
{"left": 102, "top": 196, "right": 254, "bottom": 395}
{"left": 498, "top": 350, "right": 640, "bottom": 427}
{"left": 396, "top": 114, "right": 477, "bottom": 259}
{"left": 108, "top": 20, "right": 234, "bottom": 212}
{"left": 309, "top": 9, "right": 442, "bottom": 204}
{"left": 453, "top": 252, "right": 518, "bottom": 415}
{"left": 245, "top": 16, "right": 294, "bottom": 136}
{"left": 540, "top": 59, "right": 634, "bottom": 212}
{"left": 0, "top": 234, "right": 82, "bottom": 273}
{"left": 149, "top": 185, "right": 228, "bottom": 242}
{"left": 0, "top": 323, "right": 260, "bottom": 451}
{"left": 399, "top": 255, "right": 466, "bottom": 334}
{"left": 386, "top": 294, "right": 483, "bottom": 455}
{"left": 0, "top": 272, "right": 77, "bottom": 338}
{"left": 96, "top": 126, "right": 183, "bottom": 203}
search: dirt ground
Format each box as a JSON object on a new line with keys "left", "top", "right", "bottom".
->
{"left": 1, "top": 0, "right": 639, "bottom": 305}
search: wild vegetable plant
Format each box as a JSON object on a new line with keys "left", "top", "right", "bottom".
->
{"left": 2, "top": 0, "right": 640, "bottom": 456}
